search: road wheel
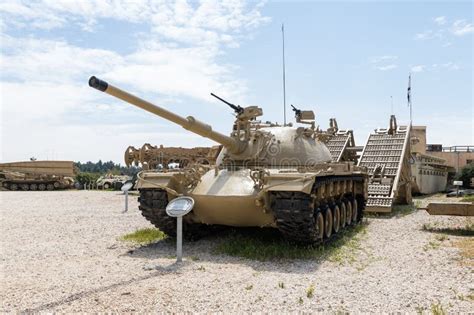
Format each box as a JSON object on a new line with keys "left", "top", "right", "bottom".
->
{"left": 333, "top": 204, "right": 340, "bottom": 234}
{"left": 10, "top": 183, "right": 18, "bottom": 191}
{"left": 315, "top": 211, "right": 324, "bottom": 241}
{"left": 346, "top": 199, "right": 353, "bottom": 225}
{"left": 38, "top": 183, "right": 46, "bottom": 191}
{"left": 103, "top": 182, "right": 111, "bottom": 189}
{"left": 53, "top": 181, "right": 60, "bottom": 188}
{"left": 46, "top": 184, "right": 54, "bottom": 191}
{"left": 352, "top": 199, "right": 358, "bottom": 223}
{"left": 30, "top": 184, "right": 38, "bottom": 191}
{"left": 324, "top": 207, "right": 333, "bottom": 239}
{"left": 20, "top": 184, "right": 29, "bottom": 191}
{"left": 340, "top": 202, "right": 346, "bottom": 229}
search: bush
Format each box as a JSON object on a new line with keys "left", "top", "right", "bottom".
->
{"left": 456, "top": 164, "right": 474, "bottom": 188}
{"left": 75, "top": 172, "right": 100, "bottom": 185}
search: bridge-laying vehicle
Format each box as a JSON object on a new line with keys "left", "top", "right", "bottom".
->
{"left": 0, "top": 160, "right": 75, "bottom": 191}
{"left": 89, "top": 76, "right": 368, "bottom": 243}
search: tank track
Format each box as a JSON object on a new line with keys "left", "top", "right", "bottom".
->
{"left": 272, "top": 176, "right": 366, "bottom": 243}
{"left": 138, "top": 188, "right": 210, "bottom": 240}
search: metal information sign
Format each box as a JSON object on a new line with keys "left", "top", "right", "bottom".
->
{"left": 165, "top": 196, "right": 194, "bottom": 262}
{"left": 453, "top": 181, "right": 463, "bottom": 197}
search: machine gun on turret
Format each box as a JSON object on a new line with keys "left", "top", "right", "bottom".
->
{"left": 211, "top": 92, "right": 262, "bottom": 123}
{"left": 291, "top": 104, "right": 315, "bottom": 129}
{"left": 211, "top": 93, "right": 244, "bottom": 115}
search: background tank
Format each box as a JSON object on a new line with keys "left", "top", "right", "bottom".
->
{"left": 96, "top": 174, "right": 131, "bottom": 190}
{"left": 0, "top": 160, "right": 75, "bottom": 191}
{"left": 89, "top": 76, "right": 368, "bottom": 243}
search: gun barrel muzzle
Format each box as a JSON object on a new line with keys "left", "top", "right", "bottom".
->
{"left": 89, "top": 76, "right": 109, "bottom": 92}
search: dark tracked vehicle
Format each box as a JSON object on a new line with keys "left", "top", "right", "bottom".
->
{"left": 89, "top": 76, "right": 368, "bottom": 243}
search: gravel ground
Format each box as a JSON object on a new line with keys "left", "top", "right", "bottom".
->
{"left": 1, "top": 191, "right": 473, "bottom": 313}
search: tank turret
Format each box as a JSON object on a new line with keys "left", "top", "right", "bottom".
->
{"left": 89, "top": 76, "right": 332, "bottom": 167}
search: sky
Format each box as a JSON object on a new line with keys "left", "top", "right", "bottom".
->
{"left": 0, "top": 0, "right": 472, "bottom": 164}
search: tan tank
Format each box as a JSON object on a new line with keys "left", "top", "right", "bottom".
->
{"left": 96, "top": 174, "right": 131, "bottom": 190}
{"left": 0, "top": 160, "right": 75, "bottom": 191}
{"left": 89, "top": 76, "right": 368, "bottom": 243}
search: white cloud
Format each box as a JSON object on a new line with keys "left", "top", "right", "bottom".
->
{"left": 0, "top": 0, "right": 270, "bottom": 162}
{"left": 409, "top": 62, "right": 461, "bottom": 73}
{"left": 415, "top": 16, "right": 473, "bottom": 44}
{"left": 451, "top": 19, "right": 474, "bottom": 36}
{"left": 376, "top": 64, "right": 397, "bottom": 71}
{"left": 411, "top": 65, "right": 425, "bottom": 73}
{"left": 414, "top": 30, "right": 443, "bottom": 40}
{"left": 433, "top": 16, "right": 446, "bottom": 25}
{"left": 1, "top": 35, "right": 124, "bottom": 84}
{"left": 435, "top": 62, "right": 461, "bottom": 71}
{"left": 0, "top": 0, "right": 270, "bottom": 46}
{"left": 370, "top": 55, "right": 398, "bottom": 71}
{"left": 370, "top": 55, "right": 398, "bottom": 63}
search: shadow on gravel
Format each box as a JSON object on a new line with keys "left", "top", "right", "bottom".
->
{"left": 365, "top": 205, "right": 417, "bottom": 219}
{"left": 22, "top": 270, "right": 171, "bottom": 313}
{"left": 123, "top": 221, "right": 370, "bottom": 273}
{"left": 421, "top": 226, "right": 474, "bottom": 237}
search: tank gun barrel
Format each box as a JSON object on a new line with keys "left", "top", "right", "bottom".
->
{"left": 89, "top": 76, "right": 242, "bottom": 153}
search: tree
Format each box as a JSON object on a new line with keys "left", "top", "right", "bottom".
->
{"left": 74, "top": 161, "right": 141, "bottom": 177}
{"left": 456, "top": 163, "right": 474, "bottom": 188}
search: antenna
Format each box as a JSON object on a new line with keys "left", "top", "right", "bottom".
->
{"left": 390, "top": 95, "right": 393, "bottom": 115}
{"left": 282, "top": 23, "right": 287, "bottom": 126}
{"left": 407, "top": 73, "right": 412, "bottom": 125}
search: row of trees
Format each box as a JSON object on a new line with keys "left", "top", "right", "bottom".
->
{"left": 75, "top": 160, "right": 140, "bottom": 176}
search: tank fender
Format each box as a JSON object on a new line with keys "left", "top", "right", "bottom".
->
{"left": 263, "top": 175, "right": 316, "bottom": 194}
{"left": 135, "top": 171, "right": 175, "bottom": 190}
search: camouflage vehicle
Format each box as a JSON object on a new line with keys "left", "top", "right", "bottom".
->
{"left": 89, "top": 76, "right": 368, "bottom": 243}
{"left": 0, "top": 161, "right": 75, "bottom": 191}
{"left": 96, "top": 174, "right": 131, "bottom": 190}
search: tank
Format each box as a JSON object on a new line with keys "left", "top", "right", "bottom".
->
{"left": 89, "top": 76, "right": 368, "bottom": 243}
{"left": 96, "top": 174, "right": 131, "bottom": 190}
{"left": 0, "top": 160, "right": 75, "bottom": 191}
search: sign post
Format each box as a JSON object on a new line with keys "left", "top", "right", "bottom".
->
{"left": 165, "top": 196, "right": 195, "bottom": 263}
{"left": 453, "top": 181, "right": 463, "bottom": 197}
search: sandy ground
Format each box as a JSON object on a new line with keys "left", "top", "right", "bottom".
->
{"left": 0, "top": 191, "right": 473, "bottom": 313}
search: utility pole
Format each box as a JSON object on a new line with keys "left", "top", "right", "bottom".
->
{"left": 282, "top": 23, "right": 287, "bottom": 126}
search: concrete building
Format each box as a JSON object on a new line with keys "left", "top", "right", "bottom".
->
{"left": 426, "top": 145, "right": 474, "bottom": 173}
{"left": 410, "top": 126, "right": 448, "bottom": 194}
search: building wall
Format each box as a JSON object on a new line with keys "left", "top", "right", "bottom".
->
{"left": 411, "top": 126, "right": 427, "bottom": 154}
{"left": 411, "top": 153, "right": 448, "bottom": 194}
{"left": 428, "top": 151, "right": 474, "bottom": 172}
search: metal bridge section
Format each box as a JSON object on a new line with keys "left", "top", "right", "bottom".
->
{"left": 358, "top": 116, "right": 412, "bottom": 212}
{"left": 326, "top": 130, "right": 354, "bottom": 162}
{"left": 325, "top": 119, "right": 361, "bottom": 163}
